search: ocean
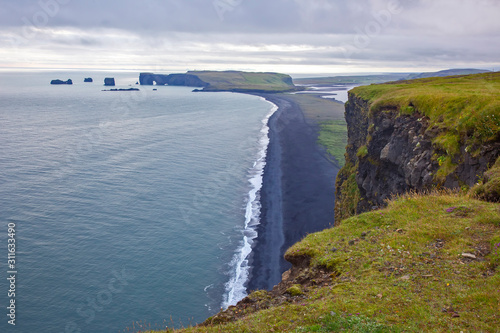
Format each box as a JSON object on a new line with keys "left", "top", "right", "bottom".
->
{"left": 0, "top": 71, "right": 275, "bottom": 332}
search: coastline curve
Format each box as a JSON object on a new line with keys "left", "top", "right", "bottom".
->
{"left": 222, "top": 98, "right": 279, "bottom": 308}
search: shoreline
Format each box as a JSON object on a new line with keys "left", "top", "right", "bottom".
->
{"left": 246, "top": 93, "right": 344, "bottom": 292}
{"left": 222, "top": 99, "right": 278, "bottom": 308}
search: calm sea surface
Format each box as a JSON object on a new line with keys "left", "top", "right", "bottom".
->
{"left": 0, "top": 71, "right": 274, "bottom": 332}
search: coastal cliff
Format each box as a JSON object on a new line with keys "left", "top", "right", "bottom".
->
{"left": 139, "top": 73, "right": 209, "bottom": 87}
{"left": 158, "top": 73, "right": 500, "bottom": 333}
{"left": 139, "top": 71, "right": 297, "bottom": 93}
{"left": 335, "top": 73, "right": 500, "bottom": 221}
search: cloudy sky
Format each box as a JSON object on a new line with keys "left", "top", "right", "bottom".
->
{"left": 1, "top": 0, "right": 499, "bottom": 74}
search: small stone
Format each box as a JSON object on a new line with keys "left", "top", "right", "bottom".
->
{"left": 462, "top": 253, "right": 476, "bottom": 259}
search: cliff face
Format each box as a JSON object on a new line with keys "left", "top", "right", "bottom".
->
{"left": 335, "top": 74, "right": 500, "bottom": 220}
{"left": 139, "top": 73, "right": 209, "bottom": 87}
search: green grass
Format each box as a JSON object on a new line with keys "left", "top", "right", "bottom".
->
{"left": 188, "top": 71, "right": 296, "bottom": 92}
{"left": 350, "top": 72, "right": 500, "bottom": 154}
{"left": 148, "top": 192, "right": 500, "bottom": 333}
{"left": 356, "top": 145, "right": 368, "bottom": 158}
{"left": 317, "top": 119, "right": 348, "bottom": 167}
{"left": 295, "top": 312, "right": 398, "bottom": 332}
{"left": 286, "top": 284, "right": 304, "bottom": 297}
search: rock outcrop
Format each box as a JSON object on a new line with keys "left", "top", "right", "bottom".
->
{"left": 84, "top": 78, "right": 93, "bottom": 82}
{"left": 139, "top": 73, "right": 208, "bottom": 87}
{"left": 335, "top": 78, "right": 500, "bottom": 220}
{"left": 51, "top": 79, "right": 72, "bottom": 85}
{"left": 104, "top": 78, "right": 115, "bottom": 86}
{"left": 102, "top": 88, "right": 140, "bottom": 92}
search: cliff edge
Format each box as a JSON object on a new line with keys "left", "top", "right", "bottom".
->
{"left": 335, "top": 72, "right": 500, "bottom": 221}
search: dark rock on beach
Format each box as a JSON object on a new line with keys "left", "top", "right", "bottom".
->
{"left": 84, "top": 77, "right": 93, "bottom": 83}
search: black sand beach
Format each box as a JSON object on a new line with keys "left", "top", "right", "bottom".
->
{"left": 247, "top": 93, "right": 345, "bottom": 291}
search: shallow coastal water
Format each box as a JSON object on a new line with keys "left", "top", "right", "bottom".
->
{"left": 0, "top": 71, "right": 274, "bottom": 332}
{"left": 292, "top": 85, "right": 356, "bottom": 103}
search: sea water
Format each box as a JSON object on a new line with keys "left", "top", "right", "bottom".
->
{"left": 0, "top": 71, "right": 275, "bottom": 332}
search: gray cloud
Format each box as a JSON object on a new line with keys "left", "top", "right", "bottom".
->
{"left": 1, "top": 0, "right": 499, "bottom": 72}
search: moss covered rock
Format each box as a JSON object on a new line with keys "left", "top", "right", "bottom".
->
{"left": 472, "top": 157, "right": 500, "bottom": 202}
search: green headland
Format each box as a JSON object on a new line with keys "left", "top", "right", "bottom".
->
{"left": 139, "top": 71, "right": 297, "bottom": 93}
{"left": 190, "top": 71, "right": 297, "bottom": 92}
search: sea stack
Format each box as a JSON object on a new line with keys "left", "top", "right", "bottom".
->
{"left": 84, "top": 78, "right": 93, "bottom": 83}
{"left": 104, "top": 78, "right": 115, "bottom": 86}
{"left": 51, "top": 79, "right": 73, "bottom": 85}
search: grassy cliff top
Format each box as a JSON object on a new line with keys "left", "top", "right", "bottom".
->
{"left": 350, "top": 72, "right": 500, "bottom": 153}
{"left": 151, "top": 192, "right": 499, "bottom": 332}
{"left": 188, "top": 71, "right": 296, "bottom": 92}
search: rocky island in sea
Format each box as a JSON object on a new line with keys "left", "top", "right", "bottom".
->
{"left": 102, "top": 88, "right": 140, "bottom": 92}
{"left": 104, "top": 77, "right": 116, "bottom": 86}
{"left": 51, "top": 79, "right": 73, "bottom": 85}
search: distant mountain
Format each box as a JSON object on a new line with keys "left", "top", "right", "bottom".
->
{"left": 294, "top": 69, "right": 493, "bottom": 87}
{"left": 405, "top": 68, "right": 491, "bottom": 80}
{"left": 294, "top": 74, "right": 409, "bottom": 86}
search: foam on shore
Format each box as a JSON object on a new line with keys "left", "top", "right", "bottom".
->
{"left": 222, "top": 98, "right": 278, "bottom": 308}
